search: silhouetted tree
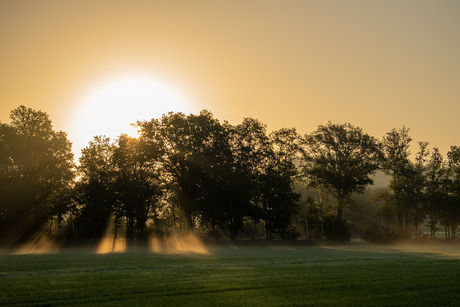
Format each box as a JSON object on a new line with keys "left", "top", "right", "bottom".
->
{"left": 443, "top": 146, "right": 460, "bottom": 238}
{"left": 0, "top": 106, "right": 74, "bottom": 244}
{"left": 381, "top": 141, "right": 429, "bottom": 239}
{"left": 113, "top": 134, "right": 163, "bottom": 247}
{"left": 138, "top": 110, "right": 232, "bottom": 234}
{"left": 423, "top": 147, "right": 446, "bottom": 237}
{"left": 0, "top": 123, "right": 18, "bottom": 238}
{"left": 381, "top": 127, "right": 414, "bottom": 238}
{"left": 303, "top": 122, "right": 381, "bottom": 240}
{"left": 185, "top": 112, "right": 234, "bottom": 233}
{"left": 75, "top": 136, "right": 115, "bottom": 239}
{"left": 411, "top": 141, "right": 430, "bottom": 236}
{"left": 221, "top": 118, "right": 272, "bottom": 240}
{"left": 259, "top": 128, "right": 302, "bottom": 239}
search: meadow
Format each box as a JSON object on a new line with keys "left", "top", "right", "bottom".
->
{"left": 1, "top": 243, "right": 459, "bottom": 306}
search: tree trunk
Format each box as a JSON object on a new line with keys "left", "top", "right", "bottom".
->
{"left": 112, "top": 213, "right": 119, "bottom": 252}
{"left": 229, "top": 218, "right": 239, "bottom": 241}
{"left": 265, "top": 221, "right": 270, "bottom": 240}
{"left": 126, "top": 216, "right": 134, "bottom": 249}
{"left": 183, "top": 206, "right": 194, "bottom": 230}
{"left": 430, "top": 213, "right": 435, "bottom": 238}
{"left": 305, "top": 212, "right": 311, "bottom": 241}
{"left": 336, "top": 196, "right": 344, "bottom": 224}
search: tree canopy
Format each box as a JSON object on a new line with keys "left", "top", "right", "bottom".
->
{"left": 1, "top": 106, "right": 459, "bottom": 246}
{"left": 0, "top": 106, "right": 74, "bottom": 244}
{"left": 303, "top": 122, "right": 381, "bottom": 239}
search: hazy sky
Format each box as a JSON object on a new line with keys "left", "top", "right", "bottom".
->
{"left": 1, "top": 0, "right": 459, "bottom": 158}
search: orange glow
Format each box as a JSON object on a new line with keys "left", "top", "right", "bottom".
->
{"left": 1, "top": 1, "right": 459, "bottom": 157}
{"left": 96, "top": 235, "right": 127, "bottom": 254}
{"left": 150, "top": 233, "right": 209, "bottom": 255}
{"left": 69, "top": 75, "right": 193, "bottom": 159}
{"left": 96, "top": 217, "right": 126, "bottom": 254}
{"left": 14, "top": 232, "right": 60, "bottom": 255}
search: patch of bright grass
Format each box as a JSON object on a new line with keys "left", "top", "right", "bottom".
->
{"left": 1, "top": 245, "right": 459, "bottom": 306}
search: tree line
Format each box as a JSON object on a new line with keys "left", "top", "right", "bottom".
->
{"left": 1, "top": 105, "right": 459, "bottom": 247}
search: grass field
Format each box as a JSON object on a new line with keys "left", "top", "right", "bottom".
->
{"left": 1, "top": 243, "right": 460, "bottom": 306}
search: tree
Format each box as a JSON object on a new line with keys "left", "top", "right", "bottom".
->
{"left": 381, "top": 127, "right": 414, "bottom": 238}
{"left": 138, "top": 110, "right": 232, "bottom": 234}
{"left": 220, "top": 118, "right": 272, "bottom": 240}
{"left": 0, "top": 123, "right": 18, "bottom": 236}
{"left": 412, "top": 141, "right": 430, "bottom": 236}
{"left": 443, "top": 146, "right": 460, "bottom": 238}
{"left": 112, "top": 134, "right": 163, "bottom": 247}
{"left": 259, "top": 128, "right": 302, "bottom": 239}
{"left": 301, "top": 188, "right": 336, "bottom": 241}
{"left": 423, "top": 147, "right": 446, "bottom": 237}
{"left": 75, "top": 136, "right": 116, "bottom": 240}
{"left": 303, "top": 122, "right": 381, "bottom": 240}
{"left": 0, "top": 106, "right": 74, "bottom": 244}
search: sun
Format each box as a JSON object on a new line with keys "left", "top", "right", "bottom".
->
{"left": 70, "top": 75, "right": 192, "bottom": 158}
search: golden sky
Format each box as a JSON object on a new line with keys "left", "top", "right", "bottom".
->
{"left": 1, "top": 0, "right": 459, "bottom": 158}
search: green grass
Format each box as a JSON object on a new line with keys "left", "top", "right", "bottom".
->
{"left": 1, "top": 244, "right": 460, "bottom": 306}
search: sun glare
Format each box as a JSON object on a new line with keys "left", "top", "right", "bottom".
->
{"left": 70, "top": 75, "right": 192, "bottom": 158}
